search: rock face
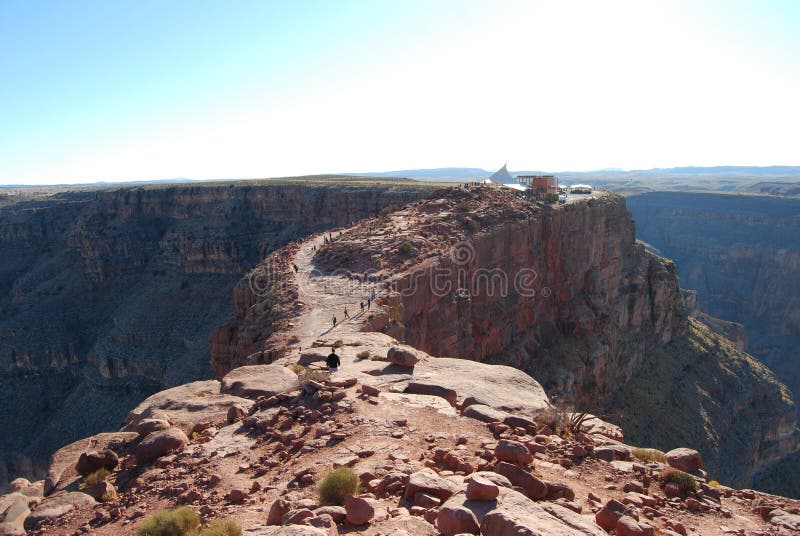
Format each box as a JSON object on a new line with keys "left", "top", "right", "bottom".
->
{"left": 0, "top": 181, "right": 432, "bottom": 485}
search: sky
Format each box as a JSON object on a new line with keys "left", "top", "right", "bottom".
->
{"left": 1, "top": 0, "right": 799, "bottom": 184}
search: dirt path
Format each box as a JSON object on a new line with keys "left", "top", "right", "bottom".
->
{"left": 290, "top": 233, "right": 381, "bottom": 351}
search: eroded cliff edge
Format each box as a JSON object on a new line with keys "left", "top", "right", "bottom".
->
{"left": 216, "top": 186, "right": 799, "bottom": 491}
{"left": 0, "top": 179, "right": 434, "bottom": 484}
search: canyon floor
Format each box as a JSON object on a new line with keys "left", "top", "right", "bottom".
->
{"left": 4, "top": 224, "right": 800, "bottom": 536}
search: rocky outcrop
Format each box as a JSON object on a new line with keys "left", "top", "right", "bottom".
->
{"left": 0, "top": 180, "right": 433, "bottom": 486}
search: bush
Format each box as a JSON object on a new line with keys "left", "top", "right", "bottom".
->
{"left": 660, "top": 468, "right": 697, "bottom": 494}
{"left": 198, "top": 518, "right": 241, "bottom": 536}
{"left": 355, "top": 350, "right": 371, "bottom": 360}
{"left": 379, "top": 205, "right": 399, "bottom": 218}
{"left": 81, "top": 468, "right": 110, "bottom": 488}
{"left": 631, "top": 448, "right": 667, "bottom": 464}
{"left": 332, "top": 340, "right": 343, "bottom": 349}
{"left": 287, "top": 334, "right": 300, "bottom": 344}
{"left": 319, "top": 467, "right": 359, "bottom": 505}
{"left": 289, "top": 363, "right": 305, "bottom": 374}
{"left": 399, "top": 241, "right": 414, "bottom": 256}
{"left": 135, "top": 507, "right": 200, "bottom": 536}
{"left": 544, "top": 193, "right": 559, "bottom": 204}
{"left": 100, "top": 490, "right": 117, "bottom": 503}
{"left": 455, "top": 200, "right": 475, "bottom": 212}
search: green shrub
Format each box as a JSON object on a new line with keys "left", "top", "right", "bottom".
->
{"left": 660, "top": 468, "right": 697, "bottom": 494}
{"left": 319, "top": 467, "right": 359, "bottom": 505}
{"left": 100, "top": 490, "right": 117, "bottom": 503}
{"left": 631, "top": 447, "right": 667, "bottom": 463}
{"left": 544, "top": 193, "right": 559, "bottom": 204}
{"left": 135, "top": 507, "right": 200, "bottom": 536}
{"left": 399, "top": 241, "right": 414, "bottom": 256}
{"left": 355, "top": 350, "right": 371, "bottom": 360}
{"left": 198, "top": 518, "right": 241, "bottom": 536}
{"left": 332, "top": 340, "right": 344, "bottom": 349}
{"left": 80, "top": 468, "right": 110, "bottom": 489}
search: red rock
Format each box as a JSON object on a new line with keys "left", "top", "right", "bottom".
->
{"left": 133, "top": 428, "right": 189, "bottom": 463}
{"left": 493, "top": 462, "right": 547, "bottom": 500}
{"left": 615, "top": 515, "right": 655, "bottom": 536}
{"left": 595, "top": 499, "right": 631, "bottom": 531}
{"left": 84, "top": 481, "right": 116, "bottom": 502}
{"left": 344, "top": 495, "right": 375, "bottom": 525}
{"left": 544, "top": 481, "right": 575, "bottom": 501}
{"left": 665, "top": 448, "right": 702, "bottom": 473}
{"left": 465, "top": 476, "right": 499, "bottom": 501}
{"left": 494, "top": 439, "right": 533, "bottom": 466}
{"left": 282, "top": 508, "right": 314, "bottom": 525}
{"left": 387, "top": 346, "right": 421, "bottom": 367}
{"left": 413, "top": 492, "right": 442, "bottom": 508}
{"left": 267, "top": 498, "right": 289, "bottom": 525}
{"left": 436, "top": 497, "right": 480, "bottom": 535}
{"left": 76, "top": 449, "right": 119, "bottom": 476}
{"left": 227, "top": 404, "right": 248, "bottom": 423}
{"left": 623, "top": 480, "right": 645, "bottom": 493}
{"left": 227, "top": 488, "right": 247, "bottom": 504}
{"left": 404, "top": 468, "right": 459, "bottom": 502}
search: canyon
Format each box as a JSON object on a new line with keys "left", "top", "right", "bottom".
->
{"left": 0, "top": 179, "right": 434, "bottom": 486}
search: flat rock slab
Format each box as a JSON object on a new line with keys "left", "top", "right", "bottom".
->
{"left": 381, "top": 393, "right": 458, "bottom": 416}
{"left": 220, "top": 365, "right": 298, "bottom": 399}
{"left": 24, "top": 492, "right": 94, "bottom": 531}
{"left": 463, "top": 404, "right": 511, "bottom": 423}
{"left": 243, "top": 524, "right": 329, "bottom": 535}
{"left": 125, "top": 380, "right": 253, "bottom": 434}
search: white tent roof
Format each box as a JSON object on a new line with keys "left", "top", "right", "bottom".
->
{"left": 488, "top": 164, "right": 515, "bottom": 184}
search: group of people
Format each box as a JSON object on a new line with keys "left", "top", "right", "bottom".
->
{"left": 331, "top": 289, "right": 377, "bottom": 328}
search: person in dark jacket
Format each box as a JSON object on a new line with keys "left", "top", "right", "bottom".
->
{"left": 326, "top": 348, "right": 340, "bottom": 372}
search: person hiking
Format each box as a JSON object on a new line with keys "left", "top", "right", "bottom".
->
{"left": 344, "top": 308, "right": 349, "bottom": 319}
{"left": 332, "top": 315, "right": 337, "bottom": 327}
{"left": 360, "top": 301, "right": 364, "bottom": 312}
{"left": 326, "top": 348, "right": 340, "bottom": 372}
{"left": 367, "top": 298, "right": 371, "bottom": 309}
{"left": 293, "top": 263, "right": 298, "bottom": 273}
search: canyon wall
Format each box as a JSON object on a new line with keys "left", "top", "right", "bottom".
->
{"left": 626, "top": 192, "right": 800, "bottom": 409}
{"left": 0, "top": 180, "right": 433, "bottom": 484}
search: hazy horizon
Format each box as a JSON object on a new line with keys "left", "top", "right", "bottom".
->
{"left": 2, "top": 0, "right": 799, "bottom": 185}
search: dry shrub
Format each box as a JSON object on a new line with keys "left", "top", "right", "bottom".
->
{"left": 319, "top": 467, "right": 359, "bottom": 505}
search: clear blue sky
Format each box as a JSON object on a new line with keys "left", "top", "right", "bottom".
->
{"left": 1, "top": 0, "right": 799, "bottom": 184}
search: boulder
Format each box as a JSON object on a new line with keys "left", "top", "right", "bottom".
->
{"left": 128, "top": 418, "right": 172, "bottom": 436}
{"left": 307, "top": 513, "right": 338, "bottom": 536}
{"left": 665, "top": 448, "right": 702, "bottom": 473}
{"left": 314, "top": 506, "right": 346, "bottom": 523}
{"left": 593, "top": 444, "right": 630, "bottom": 462}
{"left": 468, "top": 471, "right": 512, "bottom": 489}
{"left": 480, "top": 487, "right": 605, "bottom": 535}
{"left": 494, "top": 439, "right": 532, "bottom": 466}
{"left": 267, "top": 498, "right": 289, "bottom": 525}
{"left": 24, "top": 492, "right": 95, "bottom": 531}
{"left": 124, "top": 380, "right": 253, "bottom": 434}
{"left": 465, "top": 476, "right": 499, "bottom": 501}
{"left": 83, "top": 481, "right": 116, "bottom": 502}
{"left": 243, "top": 525, "right": 328, "bottom": 535}
{"left": 595, "top": 499, "right": 631, "bottom": 531}
{"left": 227, "top": 404, "right": 248, "bottom": 423}
{"left": 405, "top": 382, "right": 457, "bottom": 406}
{"left": 493, "top": 462, "right": 547, "bottom": 500}
{"left": 76, "top": 449, "right": 118, "bottom": 476}
{"left": 436, "top": 499, "right": 480, "bottom": 535}
{"left": 616, "top": 515, "right": 656, "bottom": 536}
{"left": 436, "top": 492, "right": 498, "bottom": 536}
{"left": 133, "top": 428, "right": 189, "bottom": 463}
{"left": 220, "top": 364, "right": 298, "bottom": 399}
{"left": 387, "top": 346, "right": 421, "bottom": 367}
{"left": 404, "top": 468, "right": 459, "bottom": 502}
{"left": 344, "top": 495, "right": 374, "bottom": 525}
